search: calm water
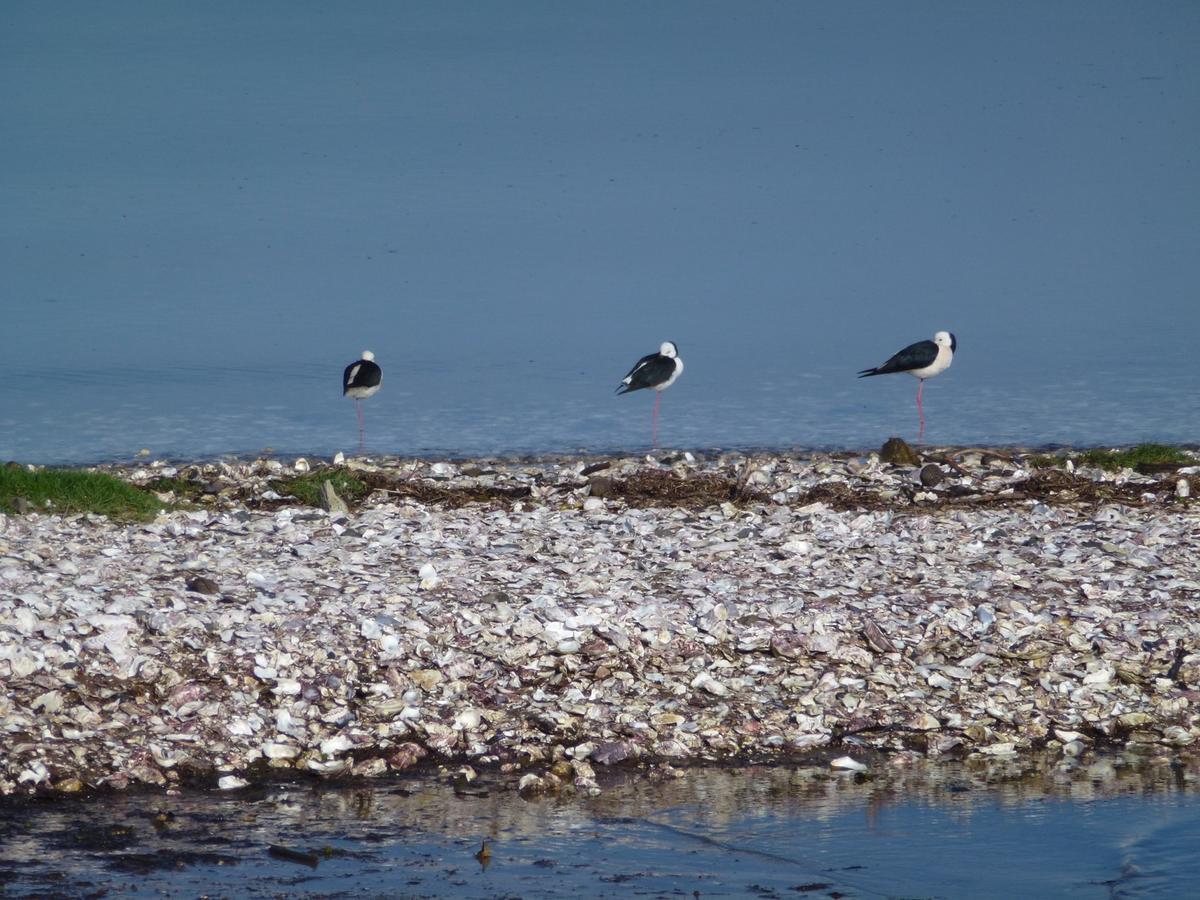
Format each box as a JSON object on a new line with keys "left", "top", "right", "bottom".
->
{"left": 3, "top": 3, "right": 1199, "bottom": 464}
{"left": 3, "top": 758, "right": 1198, "bottom": 898}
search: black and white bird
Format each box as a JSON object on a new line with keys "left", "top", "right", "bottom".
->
{"left": 858, "top": 331, "right": 956, "bottom": 437}
{"left": 343, "top": 351, "right": 382, "bottom": 453}
{"left": 616, "top": 341, "right": 684, "bottom": 448}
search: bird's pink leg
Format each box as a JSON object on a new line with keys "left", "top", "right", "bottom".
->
{"left": 916, "top": 380, "right": 926, "bottom": 440}
{"left": 356, "top": 399, "right": 366, "bottom": 453}
{"left": 652, "top": 392, "right": 661, "bottom": 449}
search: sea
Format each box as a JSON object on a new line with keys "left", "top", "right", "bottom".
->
{"left": 2, "top": 2, "right": 1198, "bottom": 465}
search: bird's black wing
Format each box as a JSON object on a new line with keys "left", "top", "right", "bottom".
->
{"left": 344, "top": 360, "right": 382, "bottom": 393}
{"left": 617, "top": 353, "right": 674, "bottom": 393}
{"left": 857, "top": 340, "right": 937, "bottom": 377}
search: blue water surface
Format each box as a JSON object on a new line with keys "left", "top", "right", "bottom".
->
{"left": 3, "top": 2, "right": 1198, "bottom": 463}
{"left": 3, "top": 762, "right": 1198, "bottom": 898}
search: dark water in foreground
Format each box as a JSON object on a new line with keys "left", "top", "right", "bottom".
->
{"left": 3, "top": 756, "right": 1198, "bottom": 898}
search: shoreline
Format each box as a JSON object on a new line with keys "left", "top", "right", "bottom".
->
{"left": 2, "top": 447, "right": 1199, "bottom": 797}
{"left": 8, "top": 439, "right": 1200, "bottom": 474}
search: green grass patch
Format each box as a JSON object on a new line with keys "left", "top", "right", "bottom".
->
{"left": 274, "top": 469, "right": 371, "bottom": 507}
{"left": 1027, "top": 444, "right": 1192, "bottom": 472}
{"left": 1026, "top": 453, "right": 1060, "bottom": 469}
{"left": 0, "top": 466, "right": 165, "bottom": 521}
{"left": 1077, "top": 444, "right": 1191, "bottom": 471}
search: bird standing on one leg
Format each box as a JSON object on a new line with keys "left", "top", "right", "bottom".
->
{"left": 343, "top": 350, "right": 382, "bottom": 454}
{"left": 858, "top": 331, "right": 956, "bottom": 439}
{"left": 616, "top": 341, "right": 684, "bottom": 449}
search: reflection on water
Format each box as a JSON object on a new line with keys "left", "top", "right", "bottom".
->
{"left": 2, "top": 754, "right": 1198, "bottom": 898}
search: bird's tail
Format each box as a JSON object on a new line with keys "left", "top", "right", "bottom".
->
{"left": 615, "top": 382, "right": 633, "bottom": 395}
{"left": 856, "top": 368, "right": 880, "bottom": 378}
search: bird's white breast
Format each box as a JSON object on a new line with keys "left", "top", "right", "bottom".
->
{"left": 908, "top": 344, "right": 952, "bottom": 380}
{"left": 657, "top": 356, "right": 684, "bottom": 390}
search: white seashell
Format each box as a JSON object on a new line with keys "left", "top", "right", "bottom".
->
{"left": 418, "top": 563, "right": 439, "bottom": 589}
{"left": 978, "top": 742, "right": 1017, "bottom": 756}
{"left": 518, "top": 773, "right": 544, "bottom": 793}
{"left": 830, "top": 756, "right": 868, "bottom": 772}
{"left": 31, "top": 690, "right": 62, "bottom": 713}
{"left": 926, "top": 673, "right": 955, "bottom": 690}
{"left": 454, "top": 709, "right": 483, "bottom": 730}
{"left": 306, "top": 758, "right": 351, "bottom": 775}
{"left": 227, "top": 719, "right": 256, "bottom": 737}
{"left": 18, "top": 761, "right": 51, "bottom": 784}
{"left": 320, "top": 734, "right": 354, "bottom": 756}
{"left": 218, "top": 775, "right": 249, "bottom": 790}
{"left": 262, "top": 742, "right": 299, "bottom": 759}
{"left": 360, "top": 618, "right": 383, "bottom": 640}
{"left": 1164, "top": 726, "right": 1193, "bottom": 746}
{"left": 690, "top": 673, "right": 728, "bottom": 696}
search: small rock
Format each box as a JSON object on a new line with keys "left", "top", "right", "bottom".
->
{"left": 186, "top": 575, "right": 220, "bottom": 595}
{"left": 591, "top": 741, "right": 633, "bottom": 766}
{"left": 588, "top": 476, "right": 615, "bottom": 498}
{"left": 919, "top": 464, "right": 944, "bottom": 487}
{"left": 319, "top": 480, "right": 349, "bottom": 515}
{"left": 880, "top": 437, "right": 920, "bottom": 466}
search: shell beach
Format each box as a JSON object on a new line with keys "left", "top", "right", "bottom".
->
{"left": 2, "top": 448, "right": 1199, "bottom": 796}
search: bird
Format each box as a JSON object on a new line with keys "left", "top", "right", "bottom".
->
{"left": 617, "top": 341, "right": 684, "bottom": 448}
{"left": 343, "top": 351, "right": 382, "bottom": 453}
{"left": 858, "top": 331, "right": 956, "bottom": 438}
